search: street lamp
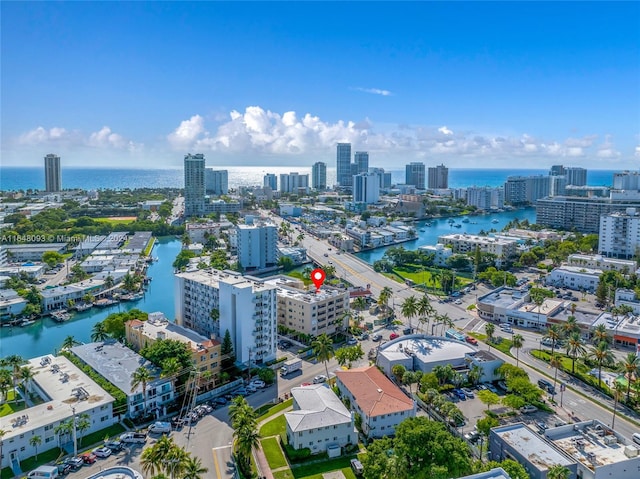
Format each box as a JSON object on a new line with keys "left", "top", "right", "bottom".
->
{"left": 70, "top": 406, "right": 78, "bottom": 457}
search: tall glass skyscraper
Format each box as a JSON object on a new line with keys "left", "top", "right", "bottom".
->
{"left": 184, "top": 153, "right": 206, "bottom": 217}
{"left": 354, "top": 151, "right": 369, "bottom": 174}
{"left": 44, "top": 153, "right": 61, "bottom": 192}
{"left": 405, "top": 162, "right": 426, "bottom": 189}
{"left": 336, "top": 143, "right": 352, "bottom": 187}
{"left": 312, "top": 161, "right": 327, "bottom": 190}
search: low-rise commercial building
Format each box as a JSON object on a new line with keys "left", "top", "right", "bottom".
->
{"left": 0, "top": 355, "right": 116, "bottom": 469}
{"left": 335, "top": 366, "right": 415, "bottom": 438}
{"left": 285, "top": 384, "right": 355, "bottom": 455}
{"left": 566, "top": 254, "right": 637, "bottom": 274}
{"left": 71, "top": 341, "right": 175, "bottom": 419}
{"left": 438, "top": 234, "right": 518, "bottom": 267}
{"left": 490, "top": 423, "right": 578, "bottom": 479}
{"left": 615, "top": 289, "right": 640, "bottom": 315}
{"left": 3, "top": 243, "right": 67, "bottom": 262}
{"left": 547, "top": 266, "right": 601, "bottom": 293}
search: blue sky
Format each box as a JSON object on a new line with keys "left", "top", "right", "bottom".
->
{"left": 2, "top": 1, "right": 639, "bottom": 169}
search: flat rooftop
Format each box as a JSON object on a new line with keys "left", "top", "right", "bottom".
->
{"left": 517, "top": 298, "right": 563, "bottom": 315}
{"left": 493, "top": 423, "right": 574, "bottom": 471}
{"left": 478, "top": 287, "right": 528, "bottom": 309}
{"left": 378, "top": 335, "right": 477, "bottom": 365}
{"left": 545, "top": 421, "right": 635, "bottom": 470}
{"left": 553, "top": 266, "right": 602, "bottom": 276}
{"left": 439, "top": 233, "right": 518, "bottom": 245}
{"left": 549, "top": 306, "right": 601, "bottom": 329}
{"left": 129, "top": 313, "right": 219, "bottom": 351}
{"left": 71, "top": 341, "right": 167, "bottom": 396}
{"left": 176, "top": 268, "right": 277, "bottom": 293}
{"left": 85, "top": 467, "right": 143, "bottom": 479}
{"left": 1, "top": 355, "right": 114, "bottom": 441}
{"left": 460, "top": 468, "right": 511, "bottom": 479}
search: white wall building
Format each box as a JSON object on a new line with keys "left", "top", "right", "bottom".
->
{"left": 615, "top": 289, "right": 640, "bottom": 315}
{"left": 185, "top": 220, "right": 234, "bottom": 244}
{"left": 547, "top": 266, "right": 601, "bottom": 292}
{"left": 312, "top": 162, "right": 327, "bottom": 190}
{"left": 236, "top": 222, "right": 278, "bottom": 271}
{"left": 184, "top": 153, "right": 206, "bottom": 217}
{"left": 335, "top": 366, "right": 416, "bottom": 438}
{"left": 567, "top": 254, "right": 637, "bottom": 274}
{"left": 175, "top": 269, "right": 278, "bottom": 364}
{"left": 466, "top": 187, "right": 505, "bottom": 210}
{"left": 353, "top": 172, "right": 380, "bottom": 204}
{"left": 438, "top": 233, "right": 519, "bottom": 267}
{"left": 418, "top": 244, "right": 453, "bottom": 267}
{"left": 285, "top": 384, "right": 356, "bottom": 454}
{"left": 205, "top": 169, "right": 229, "bottom": 195}
{"left": 599, "top": 208, "right": 640, "bottom": 259}
{"left": 279, "top": 172, "right": 309, "bottom": 194}
{"left": 0, "top": 355, "right": 115, "bottom": 469}
{"left": 0, "top": 289, "right": 27, "bottom": 319}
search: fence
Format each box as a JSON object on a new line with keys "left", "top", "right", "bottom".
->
{"left": 196, "top": 378, "right": 244, "bottom": 403}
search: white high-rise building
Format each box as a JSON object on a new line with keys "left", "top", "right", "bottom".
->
{"left": 312, "top": 162, "right": 327, "bottom": 190}
{"left": 405, "top": 162, "right": 426, "bottom": 189}
{"left": 44, "top": 154, "right": 61, "bottom": 192}
{"left": 353, "top": 172, "right": 380, "bottom": 204}
{"left": 565, "top": 167, "right": 587, "bottom": 186}
{"left": 184, "top": 153, "right": 206, "bottom": 217}
{"left": 599, "top": 208, "right": 640, "bottom": 259}
{"left": 175, "top": 269, "right": 277, "bottom": 364}
{"left": 613, "top": 171, "right": 640, "bottom": 190}
{"left": 279, "top": 172, "right": 309, "bottom": 194}
{"left": 336, "top": 143, "right": 352, "bottom": 187}
{"left": 466, "top": 186, "right": 504, "bottom": 210}
{"left": 263, "top": 173, "right": 277, "bottom": 190}
{"left": 428, "top": 164, "right": 448, "bottom": 189}
{"left": 205, "top": 169, "right": 229, "bottom": 195}
{"left": 237, "top": 222, "right": 278, "bottom": 271}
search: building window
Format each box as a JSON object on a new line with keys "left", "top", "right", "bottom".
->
{"left": 20, "top": 447, "right": 25, "bottom": 452}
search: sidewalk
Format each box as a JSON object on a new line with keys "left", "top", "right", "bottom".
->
{"left": 253, "top": 405, "right": 293, "bottom": 479}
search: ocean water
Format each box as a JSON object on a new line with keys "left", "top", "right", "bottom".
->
{"left": 0, "top": 166, "right": 619, "bottom": 192}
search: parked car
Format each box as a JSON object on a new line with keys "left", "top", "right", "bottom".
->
{"left": 214, "top": 396, "right": 228, "bottom": 406}
{"left": 389, "top": 333, "right": 400, "bottom": 340}
{"left": 246, "top": 384, "right": 257, "bottom": 393}
{"left": 92, "top": 447, "right": 112, "bottom": 458}
{"left": 119, "top": 432, "right": 147, "bottom": 444}
{"left": 350, "top": 459, "right": 364, "bottom": 476}
{"left": 63, "top": 457, "right": 84, "bottom": 471}
{"left": 486, "top": 384, "right": 499, "bottom": 394}
{"left": 347, "top": 337, "right": 358, "bottom": 345}
{"left": 465, "top": 336, "right": 478, "bottom": 345}
{"left": 149, "top": 421, "right": 172, "bottom": 434}
{"left": 104, "top": 440, "right": 123, "bottom": 452}
{"left": 536, "top": 421, "right": 548, "bottom": 432}
{"left": 313, "top": 374, "right": 328, "bottom": 384}
{"left": 250, "top": 379, "right": 266, "bottom": 389}
{"left": 464, "top": 431, "right": 481, "bottom": 443}
{"left": 372, "top": 333, "right": 383, "bottom": 341}
{"left": 453, "top": 389, "right": 466, "bottom": 400}
{"left": 461, "top": 387, "right": 475, "bottom": 398}
{"left": 454, "top": 299, "right": 463, "bottom": 305}
{"left": 56, "top": 463, "right": 72, "bottom": 475}
{"left": 80, "top": 452, "right": 97, "bottom": 464}
{"left": 520, "top": 404, "right": 538, "bottom": 414}
{"left": 497, "top": 381, "right": 508, "bottom": 391}
{"left": 360, "top": 332, "right": 370, "bottom": 340}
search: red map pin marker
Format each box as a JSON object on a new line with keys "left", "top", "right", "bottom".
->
{"left": 311, "top": 268, "right": 326, "bottom": 291}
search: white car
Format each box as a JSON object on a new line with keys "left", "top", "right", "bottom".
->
{"left": 313, "top": 375, "right": 328, "bottom": 384}
{"left": 520, "top": 405, "right": 538, "bottom": 414}
{"left": 250, "top": 379, "right": 266, "bottom": 389}
{"left": 92, "top": 446, "right": 112, "bottom": 458}
{"left": 148, "top": 421, "right": 171, "bottom": 434}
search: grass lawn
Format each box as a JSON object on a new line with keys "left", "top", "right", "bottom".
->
{"left": 19, "top": 447, "right": 63, "bottom": 474}
{"left": 261, "top": 437, "right": 288, "bottom": 469}
{"left": 77, "top": 423, "right": 126, "bottom": 449}
{"left": 260, "top": 415, "right": 286, "bottom": 437}
{"left": 143, "top": 236, "right": 156, "bottom": 257}
{"left": 290, "top": 456, "right": 357, "bottom": 479}
{"left": 257, "top": 398, "right": 292, "bottom": 422}
{"left": 0, "top": 390, "right": 26, "bottom": 417}
{"left": 393, "top": 266, "right": 473, "bottom": 291}
{"left": 530, "top": 350, "right": 613, "bottom": 394}
{"left": 273, "top": 470, "right": 295, "bottom": 479}
{"left": 93, "top": 216, "right": 137, "bottom": 223}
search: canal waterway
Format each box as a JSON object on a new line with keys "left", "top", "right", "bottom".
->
{"left": 1, "top": 208, "right": 536, "bottom": 360}
{"left": 0, "top": 238, "right": 181, "bottom": 359}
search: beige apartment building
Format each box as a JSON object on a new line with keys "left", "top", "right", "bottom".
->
{"left": 125, "top": 312, "right": 221, "bottom": 383}
{"left": 266, "top": 276, "right": 350, "bottom": 337}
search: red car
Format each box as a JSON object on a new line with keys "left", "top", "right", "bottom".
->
{"left": 389, "top": 333, "right": 399, "bottom": 340}
{"left": 81, "top": 452, "right": 97, "bottom": 464}
{"left": 465, "top": 336, "right": 478, "bottom": 345}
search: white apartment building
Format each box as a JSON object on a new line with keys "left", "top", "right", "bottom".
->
{"left": 174, "top": 269, "right": 278, "bottom": 364}
{"left": 547, "top": 266, "right": 601, "bottom": 292}
{"left": 0, "top": 355, "right": 115, "bottom": 469}
{"left": 335, "top": 366, "right": 415, "bottom": 438}
{"left": 312, "top": 162, "right": 327, "bottom": 190}
{"left": 285, "top": 384, "right": 356, "bottom": 454}
{"left": 353, "top": 172, "right": 380, "bottom": 204}
{"left": 613, "top": 171, "right": 640, "bottom": 190}
{"left": 44, "top": 153, "right": 61, "bottom": 192}
{"left": 266, "top": 276, "right": 349, "bottom": 337}
{"left": 205, "top": 169, "right": 229, "bottom": 195}
{"left": 599, "top": 208, "right": 640, "bottom": 259}
{"left": 0, "top": 289, "right": 27, "bottom": 319}
{"left": 236, "top": 222, "right": 278, "bottom": 271}
{"left": 615, "top": 289, "right": 640, "bottom": 315}
{"left": 71, "top": 341, "right": 175, "bottom": 419}
{"left": 418, "top": 243, "right": 453, "bottom": 266}
{"left": 438, "top": 233, "right": 519, "bottom": 267}
{"left": 567, "top": 254, "right": 637, "bottom": 274}
{"left": 184, "top": 153, "right": 206, "bottom": 217}
{"left": 186, "top": 220, "right": 234, "bottom": 244}
{"left": 279, "top": 172, "right": 309, "bottom": 194}
{"left": 466, "top": 186, "right": 504, "bottom": 210}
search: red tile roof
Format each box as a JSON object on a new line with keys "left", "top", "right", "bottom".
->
{"left": 335, "top": 366, "right": 414, "bottom": 417}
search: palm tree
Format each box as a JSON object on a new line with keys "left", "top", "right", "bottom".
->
{"left": 512, "top": 334, "right": 524, "bottom": 367}
{"left": 439, "top": 313, "right": 454, "bottom": 335}
{"left": 161, "top": 357, "right": 182, "bottom": 391}
{"left": 352, "top": 296, "right": 367, "bottom": 312}
{"left": 611, "top": 380, "right": 623, "bottom": 430}
{"left": 82, "top": 292, "right": 95, "bottom": 304}
{"left": 76, "top": 414, "right": 90, "bottom": 445}
{"left": 1, "top": 355, "right": 25, "bottom": 403}
{"left": 312, "top": 333, "right": 335, "bottom": 378}
{"left": 234, "top": 421, "right": 260, "bottom": 478}
{"left": 19, "top": 365, "right": 37, "bottom": 395}
{"left": 547, "top": 464, "right": 571, "bottom": 479}
{"left": 400, "top": 295, "right": 418, "bottom": 330}
{"left": 562, "top": 316, "right": 579, "bottom": 337}
{"left": 378, "top": 287, "right": 393, "bottom": 314}
{"left": 0, "top": 369, "right": 11, "bottom": 402}
{"left": 485, "top": 323, "right": 495, "bottom": 350}
{"left": 620, "top": 352, "right": 639, "bottom": 402}
{"left": 590, "top": 341, "right": 614, "bottom": 387}
{"left": 566, "top": 332, "right": 587, "bottom": 374}
{"left": 104, "top": 275, "right": 115, "bottom": 289}
{"left": 29, "top": 435, "right": 42, "bottom": 460}
{"left": 544, "top": 324, "right": 563, "bottom": 359}
{"left": 182, "top": 456, "right": 208, "bottom": 479}
{"left": 140, "top": 442, "right": 165, "bottom": 477}
{"left": 61, "top": 335, "right": 80, "bottom": 350}
{"left": 468, "top": 364, "right": 483, "bottom": 386}
{"left": 592, "top": 323, "right": 610, "bottom": 345}
{"left": 417, "top": 295, "right": 433, "bottom": 333}
{"left": 91, "top": 321, "right": 109, "bottom": 342}
{"left": 550, "top": 354, "right": 562, "bottom": 390}
{"left": 131, "top": 366, "right": 154, "bottom": 416}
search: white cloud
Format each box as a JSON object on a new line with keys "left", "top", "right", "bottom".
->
{"left": 18, "top": 126, "right": 71, "bottom": 144}
{"left": 438, "top": 126, "right": 453, "bottom": 135}
{"left": 16, "top": 125, "right": 140, "bottom": 152}
{"left": 167, "top": 115, "right": 205, "bottom": 148}
{"left": 635, "top": 146, "right": 640, "bottom": 157}
{"left": 353, "top": 87, "right": 393, "bottom": 96}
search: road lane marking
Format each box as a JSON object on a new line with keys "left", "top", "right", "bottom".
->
{"left": 211, "top": 446, "right": 227, "bottom": 479}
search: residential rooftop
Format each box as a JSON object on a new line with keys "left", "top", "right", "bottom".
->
{"left": 84, "top": 467, "right": 143, "bottom": 479}
{"left": 175, "top": 268, "right": 277, "bottom": 293}
{"left": 552, "top": 265, "right": 603, "bottom": 276}
{"left": 549, "top": 305, "right": 601, "bottom": 329}
{"left": 460, "top": 468, "right": 512, "bottom": 479}
{"left": 71, "top": 341, "right": 168, "bottom": 396}
{"left": 1, "top": 355, "right": 114, "bottom": 441}
{"left": 516, "top": 298, "right": 564, "bottom": 315}
{"left": 127, "top": 312, "right": 219, "bottom": 351}
{"left": 285, "top": 384, "right": 352, "bottom": 433}
{"left": 478, "top": 287, "right": 528, "bottom": 309}
{"left": 335, "top": 366, "right": 414, "bottom": 417}
{"left": 439, "top": 233, "right": 519, "bottom": 245}
{"left": 493, "top": 423, "right": 575, "bottom": 471}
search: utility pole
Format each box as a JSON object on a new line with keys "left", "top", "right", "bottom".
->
{"left": 185, "top": 370, "right": 200, "bottom": 448}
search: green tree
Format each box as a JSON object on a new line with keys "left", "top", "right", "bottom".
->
{"left": 591, "top": 341, "right": 615, "bottom": 387}
{"left": 400, "top": 295, "right": 418, "bottom": 330}
{"left": 476, "top": 416, "right": 500, "bottom": 463}
{"left": 392, "top": 364, "right": 407, "bottom": 383}
{"left": 378, "top": 287, "right": 393, "bottom": 313}
{"left": 502, "top": 394, "right": 525, "bottom": 411}
{"left": 312, "top": 333, "right": 335, "bottom": 378}
{"left": 182, "top": 455, "right": 208, "bottom": 479}
{"left": 172, "top": 250, "right": 196, "bottom": 271}
{"left": 361, "top": 436, "right": 394, "bottom": 479}
{"left": 221, "top": 329, "right": 235, "bottom": 368}
{"left": 91, "top": 321, "right": 110, "bottom": 342}
{"left": 547, "top": 464, "right": 571, "bottom": 479}
{"left": 543, "top": 324, "right": 563, "bottom": 359}
{"left": 42, "top": 251, "right": 63, "bottom": 268}
{"left": 566, "top": 332, "right": 587, "bottom": 374}
{"left": 61, "top": 335, "right": 80, "bottom": 350}
{"left": 484, "top": 323, "right": 495, "bottom": 351}
{"left": 512, "top": 334, "right": 524, "bottom": 367}
{"left": 29, "top": 434, "right": 42, "bottom": 460}
{"left": 479, "top": 460, "right": 530, "bottom": 479}
{"left": 592, "top": 323, "right": 610, "bottom": 345}
{"left": 141, "top": 339, "right": 193, "bottom": 372}
{"left": 477, "top": 390, "right": 501, "bottom": 411}
{"left": 102, "top": 309, "right": 148, "bottom": 340}
{"left": 621, "top": 352, "right": 640, "bottom": 402}
{"left": 131, "top": 366, "right": 154, "bottom": 416}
